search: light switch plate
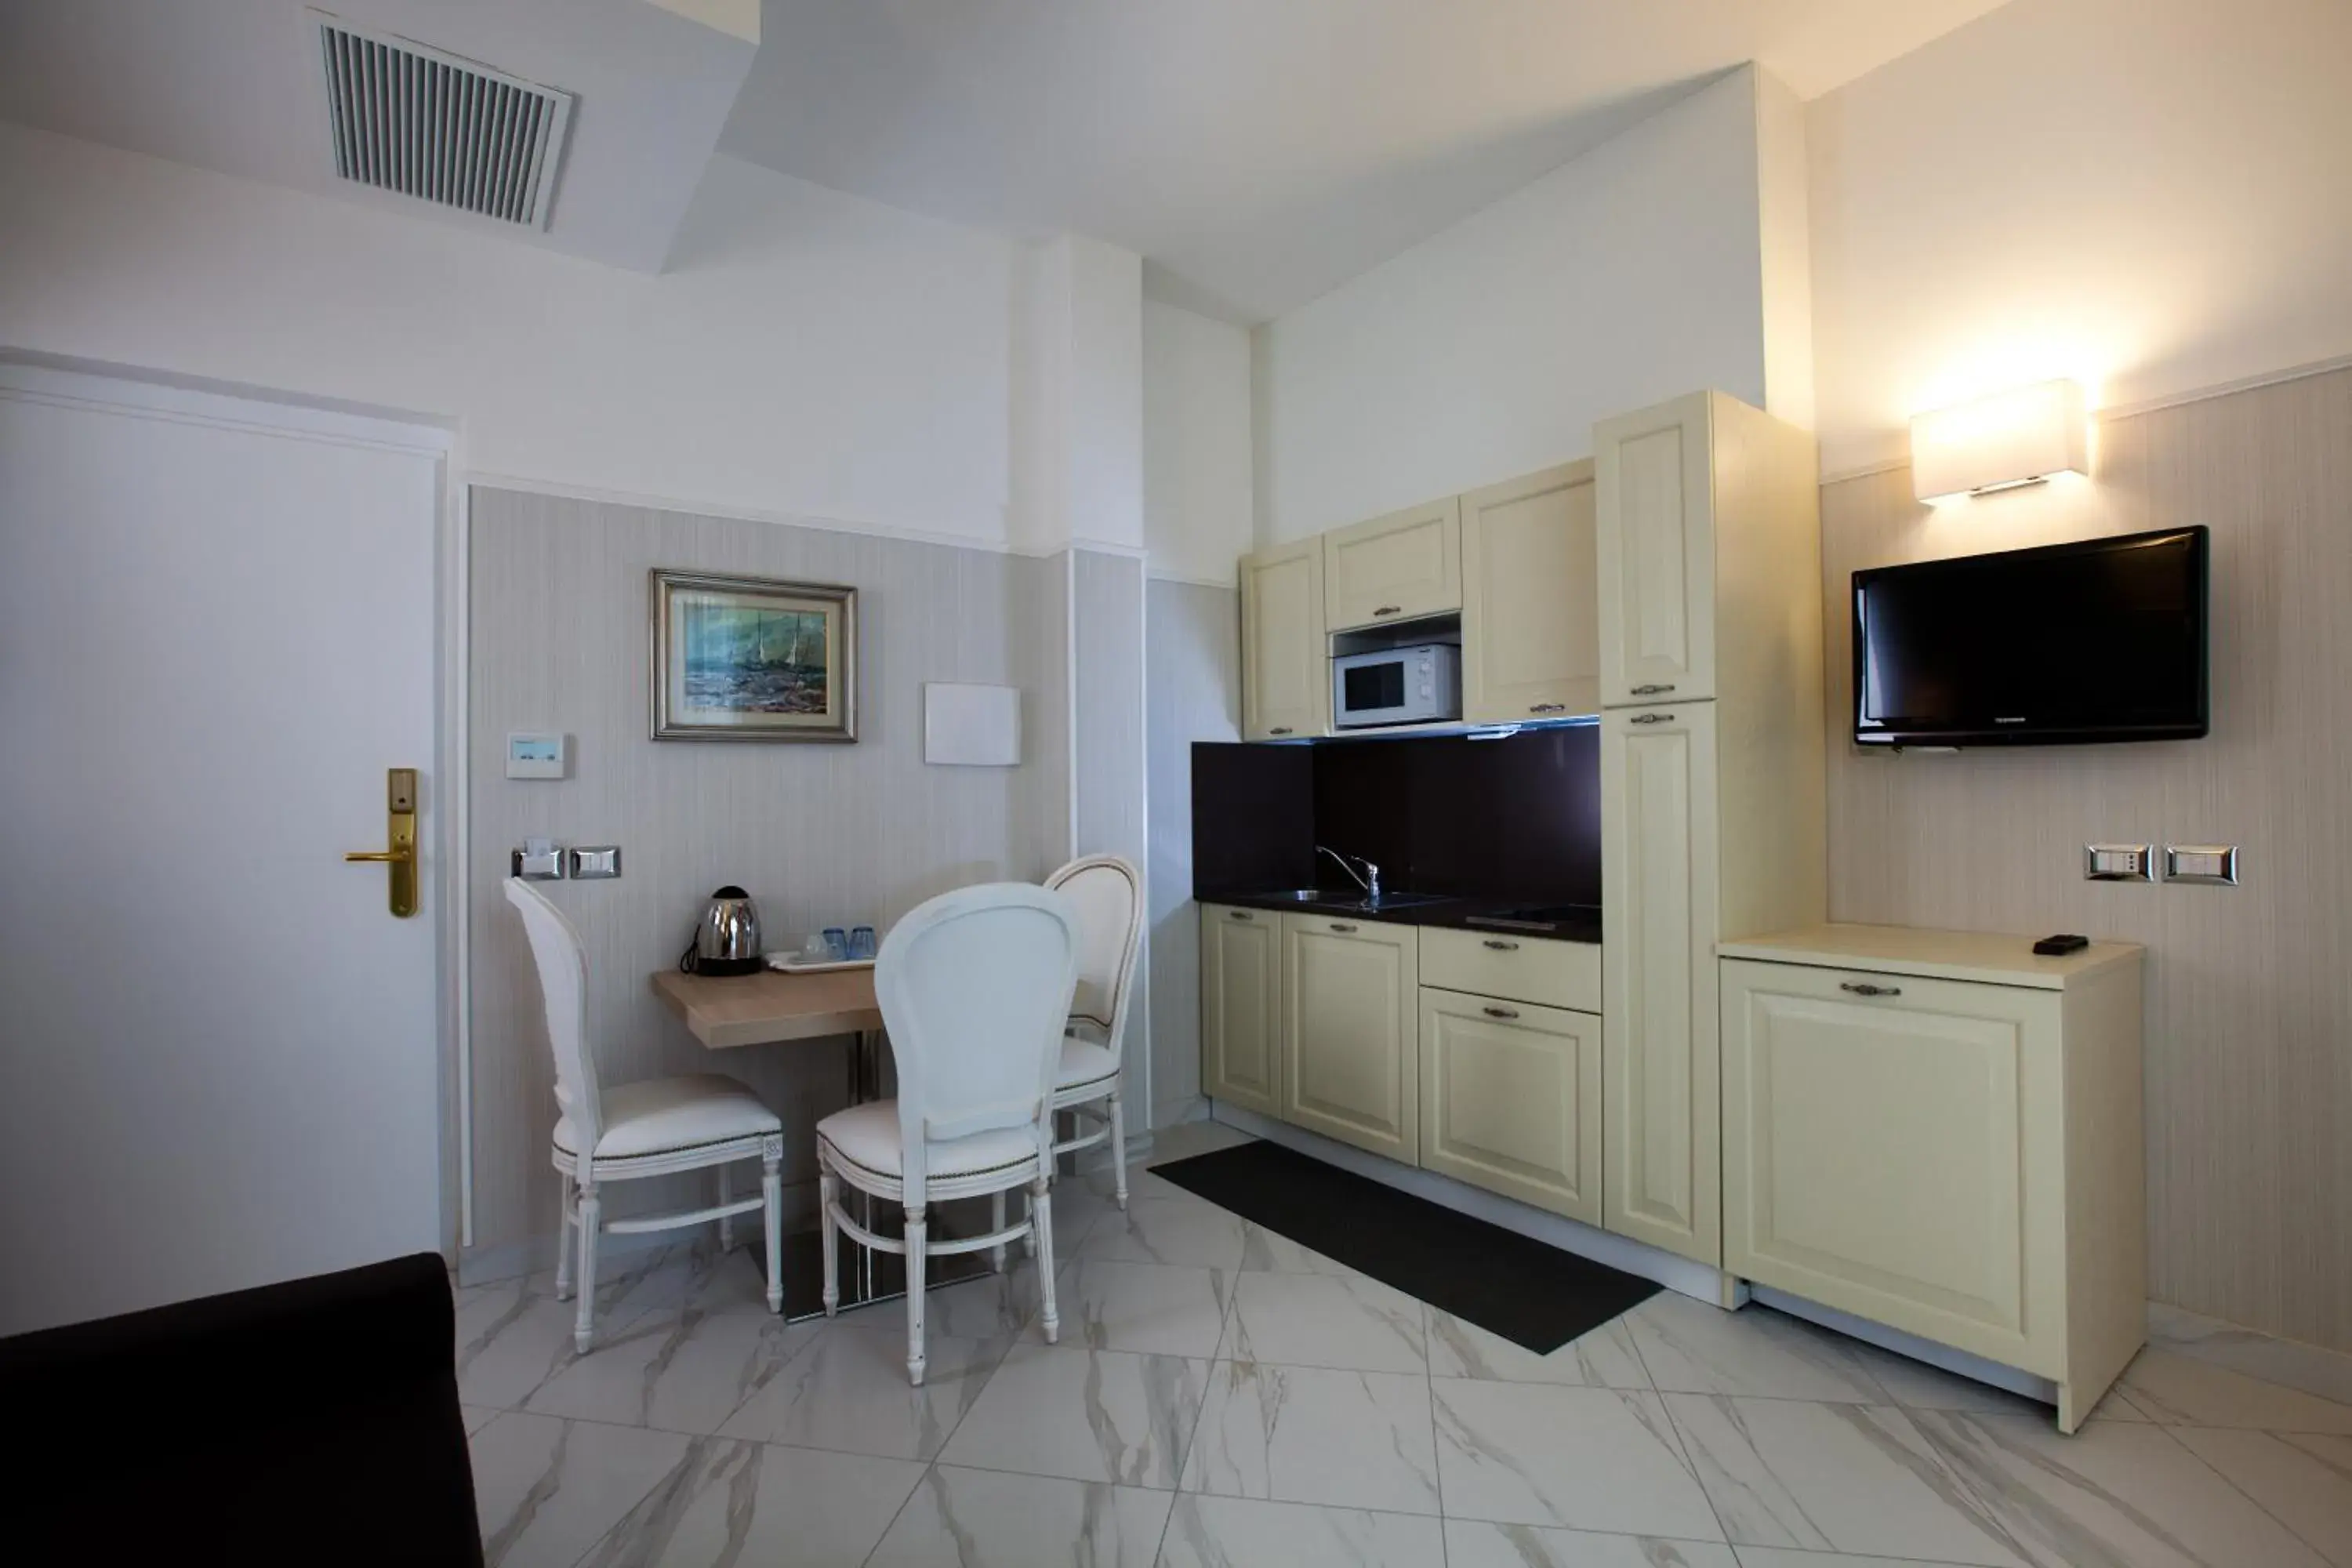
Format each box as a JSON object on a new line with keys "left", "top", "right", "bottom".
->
{"left": 2084, "top": 844, "right": 2154, "bottom": 881}
{"left": 2163, "top": 844, "right": 2238, "bottom": 885}
{"left": 568, "top": 845, "right": 622, "bottom": 880}
{"left": 506, "top": 731, "right": 568, "bottom": 779}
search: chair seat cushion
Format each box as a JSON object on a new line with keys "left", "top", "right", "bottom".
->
{"left": 816, "top": 1102, "right": 1040, "bottom": 1183}
{"left": 554, "top": 1074, "right": 781, "bottom": 1160}
{"left": 1055, "top": 1034, "right": 1120, "bottom": 1092}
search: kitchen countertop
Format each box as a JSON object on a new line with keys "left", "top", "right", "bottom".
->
{"left": 1197, "top": 888, "right": 1602, "bottom": 945}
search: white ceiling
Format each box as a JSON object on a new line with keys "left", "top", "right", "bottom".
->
{"left": 0, "top": 0, "right": 760, "bottom": 271}
{"left": 721, "top": 0, "right": 2019, "bottom": 322}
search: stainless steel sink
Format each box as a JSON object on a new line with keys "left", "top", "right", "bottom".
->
{"left": 1239, "top": 888, "right": 1449, "bottom": 913}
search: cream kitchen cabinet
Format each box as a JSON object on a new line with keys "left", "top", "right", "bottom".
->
{"left": 1460, "top": 461, "right": 1600, "bottom": 724}
{"left": 1595, "top": 394, "right": 1715, "bottom": 705}
{"left": 1281, "top": 913, "right": 1418, "bottom": 1160}
{"left": 1718, "top": 926, "right": 2147, "bottom": 1433}
{"left": 1200, "top": 904, "right": 1283, "bottom": 1117}
{"left": 1323, "top": 497, "right": 1461, "bottom": 630}
{"left": 1600, "top": 701, "right": 1721, "bottom": 1263}
{"left": 1419, "top": 988, "right": 1602, "bottom": 1225}
{"left": 1240, "top": 539, "right": 1328, "bottom": 740}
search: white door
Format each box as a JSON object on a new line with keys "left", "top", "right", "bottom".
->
{"left": 0, "top": 366, "right": 445, "bottom": 1334}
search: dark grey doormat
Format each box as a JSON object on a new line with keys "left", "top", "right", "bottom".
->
{"left": 1151, "top": 1139, "right": 1658, "bottom": 1355}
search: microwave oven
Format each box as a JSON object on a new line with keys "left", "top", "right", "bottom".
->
{"left": 1332, "top": 643, "right": 1461, "bottom": 729}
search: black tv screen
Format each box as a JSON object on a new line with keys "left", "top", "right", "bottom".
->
{"left": 1853, "top": 526, "right": 2209, "bottom": 747}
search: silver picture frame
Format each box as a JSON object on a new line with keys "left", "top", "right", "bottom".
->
{"left": 649, "top": 568, "right": 859, "bottom": 742}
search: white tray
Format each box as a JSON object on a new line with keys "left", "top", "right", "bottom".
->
{"left": 764, "top": 952, "right": 877, "bottom": 975}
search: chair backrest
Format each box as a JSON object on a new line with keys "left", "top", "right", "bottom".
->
{"left": 503, "top": 878, "right": 602, "bottom": 1156}
{"left": 875, "top": 882, "right": 1078, "bottom": 1196}
{"left": 1044, "top": 854, "right": 1143, "bottom": 1043}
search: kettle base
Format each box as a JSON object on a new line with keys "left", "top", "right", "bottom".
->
{"left": 691, "top": 956, "right": 765, "bottom": 978}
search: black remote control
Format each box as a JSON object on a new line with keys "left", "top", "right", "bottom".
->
{"left": 2033, "top": 934, "right": 2089, "bottom": 956}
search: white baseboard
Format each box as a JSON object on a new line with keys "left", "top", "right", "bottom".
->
{"left": 1207, "top": 1105, "right": 1737, "bottom": 1307}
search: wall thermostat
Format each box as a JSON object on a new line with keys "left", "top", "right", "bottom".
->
{"left": 506, "top": 731, "right": 568, "bottom": 780}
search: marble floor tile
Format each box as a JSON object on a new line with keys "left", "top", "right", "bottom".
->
{"left": 1145, "top": 1120, "right": 1258, "bottom": 1163}
{"left": 2117, "top": 1347, "right": 2352, "bottom": 1433}
{"left": 857, "top": 1261, "right": 1051, "bottom": 1349}
{"left": 523, "top": 1297, "right": 824, "bottom": 1436}
{"left": 468, "top": 1410, "right": 695, "bottom": 1568}
{"left": 939, "top": 1342, "right": 1209, "bottom": 1487}
{"left": 2149, "top": 1304, "right": 2352, "bottom": 1408}
{"left": 864, "top": 1464, "right": 1174, "bottom": 1567}
{"left": 1160, "top": 1494, "right": 1446, "bottom": 1567}
{"left": 1221, "top": 1270, "right": 1426, "bottom": 1373}
{"left": 575, "top": 1439, "right": 924, "bottom": 1567}
{"left": 1425, "top": 1307, "right": 1652, "bottom": 1389}
{"left": 1846, "top": 1343, "right": 2136, "bottom": 1422}
{"left": 457, "top": 1274, "right": 675, "bottom": 1412}
{"left": 1628, "top": 1296, "right": 1891, "bottom": 1403}
{"left": 1662, "top": 1394, "right": 2027, "bottom": 1566}
{"left": 1076, "top": 1198, "right": 1250, "bottom": 1271}
{"left": 462, "top": 1403, "right": 503, "bottom": 1436}
{"left": 1033, "top": 1258, "right": 1232, "bottom": 1357}
{"left": 1429, "top": 1378, "right": 1722, "bottom": 1539}
{"left": 2168, "top": 1428, "right": 2352, "bottom": 1566}
{"left": 1444, "top": 1519, "right": 1737, "bottom": 1567}
{"left": 716, "top": 1322, "right": 1001, "bottom": 1461}
{"left": 1181, "top": 1360, "right": 1443, "bottom": 1515}
{"left": 1911, "top": 1407, "right": 2333, "bottom": 1568}
{"left": 1096, "top": 1161, "right": 1225, "bottom": 1206}
{"left": 1236, "top": 1221, "right": 1359, "bottom": 1276}
{"left": 1731, "top": 1552, "right": 1971, "bottom": 1568}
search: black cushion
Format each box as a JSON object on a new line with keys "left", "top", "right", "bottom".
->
{"left": 0, "top": 1252, "right": 484, "bottom": 1566}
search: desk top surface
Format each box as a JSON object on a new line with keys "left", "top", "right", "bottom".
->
{"left": 650, "top": 965, "right": 880, "bottom": 1048}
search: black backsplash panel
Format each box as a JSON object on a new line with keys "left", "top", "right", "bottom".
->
{"left": 1192, "top": 726, "right": 1600, "bottom": 906}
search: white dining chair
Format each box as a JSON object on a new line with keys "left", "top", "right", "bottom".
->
{"left": 1041, "top": 854, "right": 1144, "bottom": 1210}
{"left": 814, "top": 882, "right": 1079, "bottom": 1385}
{"left": 505, "top": 878, "right": 786, "bottom": 1352}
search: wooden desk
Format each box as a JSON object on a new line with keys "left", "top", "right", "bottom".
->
{"left": 651, "top": 966, "right": 880, "bottom": 1050}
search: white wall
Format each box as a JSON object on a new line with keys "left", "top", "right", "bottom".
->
{"left": 1253, "top": 67, "right": 1795, "bottom": 543}
{"left": 1142, "top": 299, "right": 1255, "bottom": 584}
{"left": 0, "top": 122, "right": 1020, "bottom": 546}
{"left": 1807, "top": 0, "right": 2352, "bottom": 476}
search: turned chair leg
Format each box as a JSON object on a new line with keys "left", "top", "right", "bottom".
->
{"left": 573, "top": 1181, "right": 601, "bottom": 1353}
{"left": 1108, "top": 1089, "right": 1129, "bottom": 1210}
{"left": 762, "top": 1150, "right": 783, "bottom": 1314}
{"left": 1031, "top": 1174, "right": 1058, "bottom": 1344}
{"left": 818, "top": 1169, "right": 840, "bottom": 1319}
{"left": 554, "top": 1173, "right": 577, "bottom": 1302}
{"left": 718, "top": 1161, "right": 735, "bottom": 1253}
{"left": 989, "top": 1191, "right": 1007, "bottom": 1273}
{"left": 904, "top": 1204, "right": 929, "bottom": 1385}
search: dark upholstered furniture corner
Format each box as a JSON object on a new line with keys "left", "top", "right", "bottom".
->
{"left": 0, "top": 1252, "right": 483, "bottom": 1566}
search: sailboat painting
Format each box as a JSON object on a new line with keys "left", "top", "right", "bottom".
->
{"left": 651, "top": 570, "right": 858, "bottom": 742}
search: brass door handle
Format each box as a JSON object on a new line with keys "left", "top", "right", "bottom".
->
{"left": 349, "top": 768, "right": 419, "bottom": 917}
{"left": 344, "top": 847, "right": 413, "bottom": 863}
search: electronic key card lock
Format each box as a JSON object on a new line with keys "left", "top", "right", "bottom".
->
{"left": 344, "top": 767, "right": 419, "bottom": 918}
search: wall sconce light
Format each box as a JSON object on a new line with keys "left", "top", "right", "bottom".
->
{"left": 1910, "top": 379, "right": 2089, "bottom": 501}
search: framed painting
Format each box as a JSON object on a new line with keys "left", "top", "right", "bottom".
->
{"left": 649, "top": 569, "right": 858, "bottom": 742}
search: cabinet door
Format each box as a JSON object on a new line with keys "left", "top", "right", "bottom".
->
{"left": 1461, "top": 462, "right": 1599, "bottom": 723}
{"left": 1201, "top": 905, "right": 1283, "bottom": 1117}
{"left": 1282, "top": 915, "right": 1417, "bottom": 1160}
{"left": 1323, "top": 498, "right": 1461, "bottom": 630}
{"left": 1419, "top": 989, "right": 1601, "bottom": 1225}
{"left": 1240, "top": 540, "right": 1328, "bottom": 740}
{"left": 1601, "top": 701, "right": 1721, "bottom": 1265}
{"left": 1721, "top": 960, "right": 2067, "bottom": 1376}
{"left": 1595, "top": 393, "right": 1715, "bottom": 706}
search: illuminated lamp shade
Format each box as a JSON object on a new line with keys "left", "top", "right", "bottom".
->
{"left": 1909, "top": 379, "right": 2089, "bottom": 501}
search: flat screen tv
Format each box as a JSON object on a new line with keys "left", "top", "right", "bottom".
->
{"left": 1853, "top": 526, "right": 2209, "bottom": 748}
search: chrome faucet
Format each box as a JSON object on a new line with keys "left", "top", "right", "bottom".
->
{"left": 1316, "top": 845, "right": 1382, "bottom": 904}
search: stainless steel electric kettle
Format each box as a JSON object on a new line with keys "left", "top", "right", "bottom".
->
{"left": 681, "top": 885, "right": 763, "bottom": 977}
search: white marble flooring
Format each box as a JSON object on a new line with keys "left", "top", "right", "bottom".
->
{"left": 459, "top": 1122, "right": 2352, "bottom": 1567}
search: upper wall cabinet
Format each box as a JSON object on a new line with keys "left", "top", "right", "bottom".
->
{"left": 1323, "top": 498, "right": 1462, "bottom": 630}
{"left": 1461, "top": 461, "right": 1599, "bottom": 724}
{"left": 1595, "top": 393, "right": 1717, "bottom": 706}
{"left": 1240, "top": 539, "right": 1329, "bottom": 741}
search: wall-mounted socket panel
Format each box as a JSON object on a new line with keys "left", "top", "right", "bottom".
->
{"left": 511, "top": 838, "right": 564, "bottom": 880}
{"left": 2164, "top": 844, "right": 2239, "bottom": 885}
{"left": 568, "top": 845, "right": 622, "bottom": 880}
{"left": 2084, "top": 844, "right": 2154, "bottom": 881}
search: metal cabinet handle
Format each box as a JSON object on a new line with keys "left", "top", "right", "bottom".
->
{"left": 1329, "top": 922, "right": 1358, "bottom": 934}
{"left": 1228, "top": 909, "right": 1253, "bottom": 921}
{"left": 1839, "top": 981, "right": 1903, "bottom": 998}
{"left": 1483, "top": 1005, "right": 1519, "bottom": 1019}
{"left": 1372, "top": 604, "right": 1403, "bottom": 617}
{"left": 1631, "top": 683, "right": 1677, "bottom": 695}
{"left": 1268, "top": 727, "right": 1293, "bottom": 736}
{"left": 1481, "top": 938, "right": 1520, "bottom": 951}
{"left": 1528, "top": 702, "right": 1566, "bottom": 713}
{"left": 1628, "top": 712, "right": 1671, "bottom": 725}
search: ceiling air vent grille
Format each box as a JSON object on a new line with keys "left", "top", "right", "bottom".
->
{"left": 314, "top": 16, "right": 573, "bottom": 229}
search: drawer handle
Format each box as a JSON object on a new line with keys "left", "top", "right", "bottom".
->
{"left": 1840, "top": 981, "right": 1903, "bottom": 998}
{"left": 1373, "top": 604, "right": 1403, "bottom": 617}
{"left": 1267, "top": 726, "right": 1294, "bottom": 736}
{"left": 1483, "top": 1005, "right": 1519, "bottom": 1020}
{"left": 1228, "top": 910, "right": 1253, "bottom": 921}
{"left": 1329, "top": 922, "right": 1358, "bottom": 934}
{"left": 1528, "top": 702, "right": 1566, "bottom": 714}
{"left": 1631, "top": 683, "right": 1678, "bottom": 695}
{"left": 1481, "top": 938, "right": 1520, "bottom": 951}
{"left": 1628, "top": 712, "right": 1671, "bottom": 725}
